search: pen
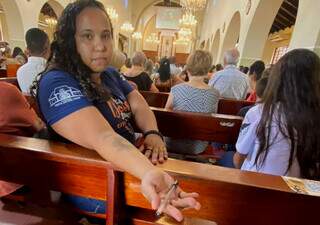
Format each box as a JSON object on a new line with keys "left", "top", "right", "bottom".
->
{"left": 155, "top": 180, "right": 179, "bottom": 217}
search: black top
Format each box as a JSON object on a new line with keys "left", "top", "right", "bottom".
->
{"left": 124, "top": 72, "right": 153, "bottom": 91}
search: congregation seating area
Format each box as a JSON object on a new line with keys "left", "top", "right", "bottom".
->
{"left": 1, "top": 76, "right": 320, "bottom": 224}
{"left": 0, "top": 133, "right": 319, "bottom": 225}
{"left": 1, "top": 0, "right": 320, "bottom": 223}
{"left": 140, "top": 91, "right": 255, "bottom": 116}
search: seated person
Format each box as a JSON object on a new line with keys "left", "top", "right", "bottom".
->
{"left": 155, "top": 57, "right": 184, "bottom": 92}
{"left": 246, "top": 60, "right": 265, "bottom": 102}
{"left": 12, "top": 47, "right": 27, "bottom": 65}
{"left": 233, "top": 49, "right": 320, "bottom": 180}
{"left": 165, "top": 50, "right": 220, "bottom": 155}
{"left": 123, "top": 51, "right": 158, "bottom": 92}
{"left": 209, "top": 49, "right": 249, "bottom": 100}
{"left": 0, "top": 81, "right": 44, "bottom": 198}
{"left": 31, "top": 0, "right": 200, "bottom": 220}
{"left": 238, "top": 76, "right": 268, "bottom": 117}
{"left": 17, "top": 28, "right": 50, "bottom": 95}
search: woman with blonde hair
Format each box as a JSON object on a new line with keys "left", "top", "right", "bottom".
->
{"left": 124, "top": 51, "right": 158, "bottom": 92}
{"left": 165, "top": 50, "right": 220, "bottom": 154}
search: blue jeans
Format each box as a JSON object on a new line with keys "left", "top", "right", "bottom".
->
{"left": 63, "top": 194, "right": 106, "bottom": 214}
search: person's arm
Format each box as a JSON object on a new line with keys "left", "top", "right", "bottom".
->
{"left": 52, "top": 106, "right": 199, "bottom": 221}
{"left": 52, "top": 106, "right": 155, "bottom": 178}
{"left": 233, "top": 152, "right": 247, "bottom": 169}
{"left": 127, "top": 90, "right": 168, "bottom": 164}
{"left": 165, "top": 93, "right": 174, "bottom": 110}
{"left": 149, "top": 83, "right": 159, "bottom": 92}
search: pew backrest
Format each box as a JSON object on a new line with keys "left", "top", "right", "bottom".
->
{"left": 150, "top": 107, "right": 242, "bottom": 144}
{"left": 0, "top": 134, "right": 319, "bottom": 225}
{"left": 140, "top": 91, "right": 255, "bottom": 116}
{"left": 217, "top": 98, "right": 255, "bottom": 115}
{"left": 140, "top": 91, "right": 169, "bottom": 108}
{"left": 0, "top": 77, "right": 20, "bottom": 89}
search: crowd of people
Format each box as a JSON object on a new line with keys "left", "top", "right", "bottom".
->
{"left": 0, "top": 0, "right": 320, "bottom": 223}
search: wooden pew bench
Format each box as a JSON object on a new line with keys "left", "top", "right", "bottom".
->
{"left": 139, "top": 91, "right": 255, "bottom": 116}
{"left": 0, "top": 77, "right": 20, "bottom": 89}
{"left": 217, "top": 98, "right": 254, "bottom": 115}
{"left": 0, "top": 134, "right": 319, "bottom": 225}
{"left": 147, "top": 107, "right": 243, "bottom": 160}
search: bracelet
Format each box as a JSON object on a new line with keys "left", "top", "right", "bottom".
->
{"left": 143, "top": 130, "right": 163, "bottom": 140}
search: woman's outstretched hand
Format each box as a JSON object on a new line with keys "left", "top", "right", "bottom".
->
{"left": 141, "top": 169, "right": 201, "bottom": 222}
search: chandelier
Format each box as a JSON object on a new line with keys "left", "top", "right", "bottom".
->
{"left": 146, "top": 33, "right": 160, "bottom": 44}
{"left": 132, "top": 32, "right": 142, "bottom": 40}
{"left": 120, "top": 22, "right": 134, "bottom": 33}
{"left": 173, "top": 37, "right": 190, "bottom": 46}
{"left": 106, "top": 7, "right": 119, "bottom": 21}
{"left": 45, "top": 17, "right": 57, "bottom": 27}
{"left": 180, "top": 0, "right": 207, "bottom": 12}
{"left": 178, "top": 28, "right": 192, "bottom": 38}
{"left": 179, "top": 12, "right": 197, "bottom": 27}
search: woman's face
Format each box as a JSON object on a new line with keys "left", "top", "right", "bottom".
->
{"left": 75, "top": 7, "right": 113, "bottom": 73}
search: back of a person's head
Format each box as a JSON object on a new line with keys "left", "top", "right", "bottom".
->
{"left": 12, "top": 47, "right": 23, "bottom": 58}
{"left": 249, "top": 60, "right": 265, "bottom": 80}
{"left": 186, "top": 50, "right": 212, "bottom": 76}
{"left": 216, "top": 64, "right": 223, "bottom": 71}
{"left": 125, "top": 58, "right": 132, "bottom": 68}
{"left": 132, "top": 52, "right": 146, "bottom": 66}
{"left": 258, "top": 48, "right": 320, "bottom": 180}
{"left": 144, "top": 59, "right": 154, "bottom": 74}
{"left": 223, "top": 49, "right": 239, "bottom": 65}
{"left": 109, "top": 49, "right": 126, "bottom": 69}
{"left": 209, "top": 65, "right": 216, "bottom": 73}
{"left": 25, "top": 28, "right": 49, "bottom": 56}
{"left": 158, "top": 57, "right": 171, "bottom": 82}
{"left": 243, "top": 66, "right": 249, "bottom": 74}
{"left": 261, "top": 67, "right": 271, "bottom": 78}
{"left": 255, "top": 77, "right": 268, "bottom": 98}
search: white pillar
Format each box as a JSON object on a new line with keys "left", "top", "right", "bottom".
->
{"left": 288, "top": 0, "right": 320, "bottom": 56}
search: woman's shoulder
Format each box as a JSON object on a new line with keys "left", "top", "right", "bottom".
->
{"left": 244, "top": 104, "right": 263, "bottom": 122}
{"left": 171, "top": 82, "right": 188, "bottom": 91}
{"left": 39, "top": 69, "right": 79, "bottom": 89}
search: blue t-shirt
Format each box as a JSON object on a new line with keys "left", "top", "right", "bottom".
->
{"left": 38, "top": 67, "right": 135, "bottom": 143}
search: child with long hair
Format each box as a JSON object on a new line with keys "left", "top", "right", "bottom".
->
{"left": 234, "top": 49, "right": 320, "bottom": 180}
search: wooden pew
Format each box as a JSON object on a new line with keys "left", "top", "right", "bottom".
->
{"left": 140, "top": 91, "right": 255, "bottom": 116}
{"left": 140, "top": 91, "right": 169, "bottom": 108}
{"left": 0, "top": 77, "right": 19, "bottom": 89}
{"left": 150, "top": 107, "right": 242, "bottom": 144}
{"left": 217, "top": 98, "right": 255, "bottom": 115}
{"left": 0, "top": 134, "right": 319, "bottom": 225}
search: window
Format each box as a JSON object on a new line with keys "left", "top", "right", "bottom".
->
{"left": 271, "top": 46, "right": 288, "bottom": 64}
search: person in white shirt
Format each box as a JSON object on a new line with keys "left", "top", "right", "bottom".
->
{"left": 17, "top": 28, "right": 50, "bottom": 95}
{"left": 208, "top": 49, "right": 249, "bottom": 100}
{"left": 234, "top": 49, "right": 320, "bottom": 180}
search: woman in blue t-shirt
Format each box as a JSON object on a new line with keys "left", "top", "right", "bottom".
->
{"left": 31, "top": 0, "right": 200, "bottom": 221}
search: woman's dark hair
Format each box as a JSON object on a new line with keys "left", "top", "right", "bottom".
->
{"left": 256, "top": 49, "right": 320, "bottom": 180}
{"left": 12, "top": 47, "right": 23, "bottom": 58}
{"left": 31, "top": 0, "right": 113, "bottom": 102}
{"left": 215, "top": 63, "right": 223, "bottom": 71}
{"left": 249, "top": 60, "right": 265, "bottom": 80}
{"left": 158, "top": 57, "right": 171, "bottom": 82}
{"left": 243, "top": 66, "right": 249, "bottom": 74}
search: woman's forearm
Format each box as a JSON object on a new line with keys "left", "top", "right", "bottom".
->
{"left": 94, "top": 131, "right": 156, "bottom": 179}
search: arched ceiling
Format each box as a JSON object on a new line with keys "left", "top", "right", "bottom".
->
{"left": 270, "top": 0, "right": 299, "bottom": 34}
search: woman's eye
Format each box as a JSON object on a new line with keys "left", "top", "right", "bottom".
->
{"left": 82, "top": 33, "right": 93, "bottom": 40}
